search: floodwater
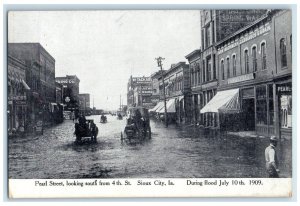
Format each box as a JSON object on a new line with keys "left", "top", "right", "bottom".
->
{"left": 8, "top": 115, "right": 292, "bottom": 178}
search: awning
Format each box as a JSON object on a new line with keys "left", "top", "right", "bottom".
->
{"left": 149, "top": 102, "right": 163, "bottom": 112}
{"left": 22, "top": 80, "right": 31, "bottom": 90}
{"left": 200, "top": 88, "right": 240, "bottom": 113}
{"left": 158, "top": 98, "right": 176, "bottom": 113}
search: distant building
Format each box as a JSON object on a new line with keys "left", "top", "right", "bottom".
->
{"left": 78, "top": 93, "right": 90, "bottom": 115}
{"left": 55, "top": 75, "right": 80, "bottom": 115}
{"left": 150, "top": 70, "right": 166, "bottom": 106}
{"left": 158, "top": 62, "right": 191, "bottom": 124}
{"left": 127, "top": 76, "right": 153, "bottom": 108}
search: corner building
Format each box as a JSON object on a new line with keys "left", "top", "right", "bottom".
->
{"left": 209, "top": 10, "right": 292, "bottom": 138}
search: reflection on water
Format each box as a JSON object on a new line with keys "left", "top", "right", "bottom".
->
{"left": 9, "top": 115, "right": 292, "bottom": 178}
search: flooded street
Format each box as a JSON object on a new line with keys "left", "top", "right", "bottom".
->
{"left": 9, "top": 115, "right": 292, "bottom": 179}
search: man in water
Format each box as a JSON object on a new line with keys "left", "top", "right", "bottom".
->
{"left": 265, "top": 136, "right": 280, "bottom": 178}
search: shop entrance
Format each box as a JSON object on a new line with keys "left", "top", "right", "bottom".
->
{"left": 242, "top": 98, "right": 255, "bottom": 131}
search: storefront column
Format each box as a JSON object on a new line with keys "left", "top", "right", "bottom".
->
{"left": 273, "top": 84, "right": 280, "bottom": 139}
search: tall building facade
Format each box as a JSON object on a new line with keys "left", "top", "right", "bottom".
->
{"left": 201, "top": 10, "right": 292, "bottom": 138}
{"left": 186, "top": 10, "right": 268, "bottom": 128}
{"left": 8, "top": 43, "right": 57, "bottom": 129}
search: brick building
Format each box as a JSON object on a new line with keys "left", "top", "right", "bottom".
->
{"left": 8, "top": 43, "right": 57, "bottom": 129}
{"left": 202, "top": 10, "right": 292, "bottom": 137}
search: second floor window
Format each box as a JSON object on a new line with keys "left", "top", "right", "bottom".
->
{"left": 280, "top": 38, "right": 287, "bottom": 68}
{"left": 226, "top": 58, "right": 230, "bottom": 78}
{"left": 232, "top": 55, "right": 237, "bottom": 77}
{"left": 207, "top": 58, "right": 212, "bottom": 81}
{"left": 245, "top": 49, "right": 249, "bottom": 74}
{"left": 221, "top": 60, "right": 225, "bottom": 80}
{"left": 261, "top": 42, "right": 267, "bottom": 70}
{"left": 252, "top": 46, "right": 257, "bottom": 72}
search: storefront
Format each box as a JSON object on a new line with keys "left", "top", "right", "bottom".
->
{"left": 276, "top": 82, "right": 292, "bottom": 138}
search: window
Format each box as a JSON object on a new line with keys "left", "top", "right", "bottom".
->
{"left": 268, "top": 84, "right": 274, "bottom": 125}
{"left": 221, "top": 60, "right": 225, "bottom": 80}
{"left": 244, "top": 49, "right": 249, "bottom": 74}
{"left": 213, "top": 54, "right": 216, "bottom": 79}
{"left": 197, "top": 63, "right": 201, "bottom": 84}
{"left": 261, "top": 42, "right": 267, "bottom": 70}
{"left": 191, "top": 68, "right": 194, "bottom": 86}
{"left": 252, "top": 46, "right": 257, "bottom": 72}
{"left": 205, "top": 25, "right": 211, "bottom": 48}
{"left": 202, "top": 60, "right": 206, "bottom": 83}
{"left": 256, "top": 85, "right": 267, "bottom": 125}
{"left": 226, "top": 57, "right": 230, "bottom": 78}
{"left": 232, "top": 55, "right": 237, "bottom": 77}
{"left": 207, "top": 58, "right": 212, "bottom": 81}
{"left": 280, "top": 38, "right": 287, "bottom": 68}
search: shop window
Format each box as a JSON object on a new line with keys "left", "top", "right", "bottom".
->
{"left": 226, "top": 57, "right": 230, "bottom": 78}
{"left": 280, "top": 38, "right": 287, "bottom": 68}
{"left": 252, "top": 46, "right": 257, "bottom": 72}
{"left": 256, "top": 85, "right": 267, "bottom": 125}
{"left": 232, "top": 55, "right": 237, "bottom": 77}
{"left": 261, "top": 42, "right": 267, "bottom": 70}
{"left": 221, "top": 60, "right": 225, "bottom": 80}
{"left": 245, "top": 49, "right": 249, "bottom": 74}
{"left": 268, "top": 84, "right": 274, "bottom": 125}
{"left": 279, "top": 84, "right": 292, "bottom": 128}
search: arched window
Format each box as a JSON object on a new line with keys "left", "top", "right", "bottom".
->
{"left": 252, "top": 46, "right": 257, "bottom": 72}
{"left": 226, "top": 57, "right": 230, "bottom": 78}
{"left": 232, "top": 55, "right": 237, "bottom": 77}
{"left": 280, "top": 38, "right": 287, "bottom": 68}
{"left": 244, "top": 49, "right": 249, "bottom": 74}
{"left": 221, "top": 60, "right": 225, "bottom": 80}
{"left": 261, "top": 42, "right": 267, "bottom": 70}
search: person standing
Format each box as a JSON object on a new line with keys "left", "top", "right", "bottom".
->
{"left": 265, "top": 136, "right": 280, "bottom": 178}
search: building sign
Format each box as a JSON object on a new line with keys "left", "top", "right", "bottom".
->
{"left": 216, "top": 10, "right": 267, "bottom": 42}
{"left": 15, "top": 100, "right": 27, "bottom": 105}
{"left": 56, "top": 79, "right": 77, "bottom": 84}
{"left": 132, "top": 77, "right": 151, "bottom": 83}
{"left": 228, "top": 73, "right": 255, "bottom": 84}
{"left": 8, "top": 95, "right": 26, "bottom": 101}
{"left": 218, "top": 24, "right": 271, "bottom": 54}
{"left": 278, "top": 84, "right": 292, "bottom": 93}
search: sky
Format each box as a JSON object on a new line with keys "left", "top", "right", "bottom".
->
{"left": 8, "top": 10, "right": 201, "bottom": 110}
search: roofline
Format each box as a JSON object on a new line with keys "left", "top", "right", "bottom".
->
{"left": 185, "top": 49, "right": 201, "bottom": 59}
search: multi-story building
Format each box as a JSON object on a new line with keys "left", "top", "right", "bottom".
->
{"left": 8, "top": 43, "right": 56, "bottom": 128}
{"left": 55, "top": 75, "right": 80, "bottom": 115}
{"left": 157, "top": 62, "right": 191, "bottom": 123}
{"left": 127, "top": 76, "right": 153, "bottom": 108}
{"left": 202, "top": 10, "right": 292, "bottom": 138}
{"left": 185, "top": 10, "right": 267, "bottom": 128}
{"left": 78, "top": 93, "right": 91, "bottom": 115}
{"left": 7, "top": 55, "right": 30, "bottom": 135}
{"left": 150, "top": 70, "right": 166, "bottom": 106}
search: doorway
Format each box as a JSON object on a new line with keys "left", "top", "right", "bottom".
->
{"left": 242, "top": 98, "right": 255, "bottom": 131}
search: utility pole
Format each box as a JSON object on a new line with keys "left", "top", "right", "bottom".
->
{"left": 155, "top": 57, "right": 168, "bottom": 127}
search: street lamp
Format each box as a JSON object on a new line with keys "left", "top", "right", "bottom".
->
{"left": 155, "top": 57, "right": 168, "bottom": 127}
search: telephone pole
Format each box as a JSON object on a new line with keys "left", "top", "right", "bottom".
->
{"left": 155, "top": 57, "right": 168, "bottom": 127}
